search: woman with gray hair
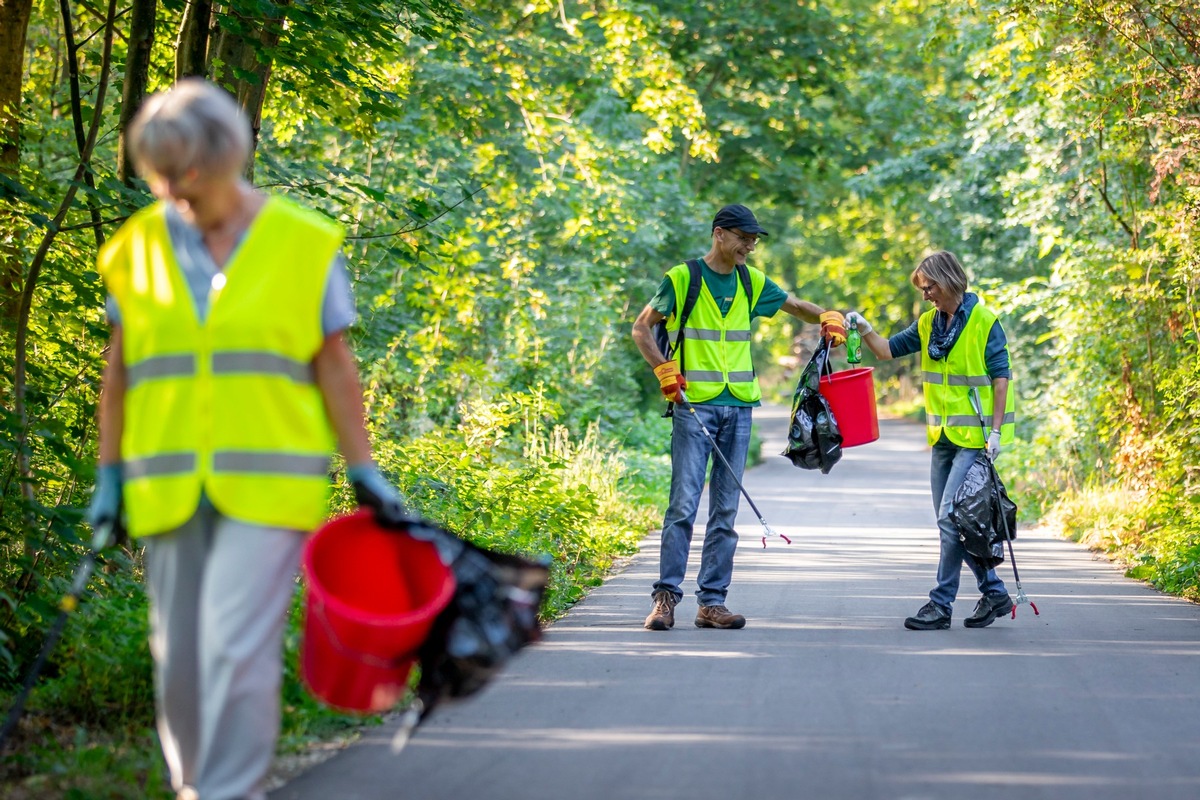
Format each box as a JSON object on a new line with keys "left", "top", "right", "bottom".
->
{"left": 846, "top": 251, "right": 1016, "bottom": 631}
{"left": 87, "top": 78, "right": 405, "bottom": 800}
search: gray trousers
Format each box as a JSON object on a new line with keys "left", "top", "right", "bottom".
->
{"left": 143, "top": 503, "right": 305, "bottom": 800}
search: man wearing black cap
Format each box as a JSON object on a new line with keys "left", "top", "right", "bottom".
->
{"left": 631, "top": 204, "right": 845, "bottom": 631}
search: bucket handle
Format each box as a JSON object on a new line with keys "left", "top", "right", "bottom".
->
{"left": 309, "top": 598, "right": 423, "bottom": 670}
{"left": 812, "top": 340, "right": 835, "bottom": 387}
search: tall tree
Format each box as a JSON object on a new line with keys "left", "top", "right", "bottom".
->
{"left": 208, "top": 0, "right": 290, "bottom": 178}
{"left": 175, "top": 0, "right": 212, "bottom": 80}
{"left": 116, "top": 0, "right": 158, "bottom": 183}
{"left": 0, "top": 0, "right": 34, "bottom": 332}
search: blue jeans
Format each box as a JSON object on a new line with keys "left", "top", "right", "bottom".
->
{"left": 653, "top": 404, "right": 751, "bottom": 607}
{"left": 928, "top": 439, "right": 1007, "bottom": 612}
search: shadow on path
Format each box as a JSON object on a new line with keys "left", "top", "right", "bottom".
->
{"left": 272, "top": 407, "right": 1200, "bottom": 800}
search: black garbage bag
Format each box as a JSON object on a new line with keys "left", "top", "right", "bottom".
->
{"left": 782, "top": 339, "right": 843, "bottom": 473}
{"left": 949, "top": 456, "right": 1017, "bottom": 570}
{"left": 407, "top": 519, "right": 550, "bottom": 718}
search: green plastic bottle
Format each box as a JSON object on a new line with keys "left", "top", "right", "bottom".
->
{"left": 846, "top": 318, "right": 862, "bottom": 365}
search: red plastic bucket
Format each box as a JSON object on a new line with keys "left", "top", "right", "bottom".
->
{"left": 301, "top": 511, "right": 455, "bottom": 713}
{"left": 819, "top": 367, "right": 880, "bottom": 448}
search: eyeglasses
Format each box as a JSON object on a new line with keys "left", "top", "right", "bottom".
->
{"left": 723, "top": 229, "right": 759, "bottom": 246}
{"left": 917, "top": 281, "right": 938, "bottom": 297}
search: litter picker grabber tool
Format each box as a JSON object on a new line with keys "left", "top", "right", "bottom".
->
{"left": 0, "top": 522, "right": 115, "bottom": 751}
{"left": 969, "top": 388, "right": 1039, "bottom": 618}
{"left": 675, "top": 390, "right": 791, "bottom": 548}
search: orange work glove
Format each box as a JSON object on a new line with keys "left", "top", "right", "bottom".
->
{"left": 653, "top": 360, "right": 687, "bottom": 403}
{"left": 820, "top": 310, "right": 846, "bottom": 347}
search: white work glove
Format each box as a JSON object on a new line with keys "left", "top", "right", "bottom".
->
{"left": 986, "top": 429, "right": 1001, "bottom": 461}
{"left": 845, "top": 311, "right": 872, "bottom": 335}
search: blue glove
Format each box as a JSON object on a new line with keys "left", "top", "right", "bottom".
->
{"left": 986, "top": 429, "right": 1002, "bottom": 461}
{"left": 347, "top": 463, "right": 410, "bottom": 527}
{"left": 87, "top": 463, "right": 125, "bottom": 546}
{"left": 87, "top": 464, "right": 122, "bottom": 528}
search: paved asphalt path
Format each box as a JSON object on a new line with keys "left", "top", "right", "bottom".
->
{"left": 272, "top": 406, "right": 1200, "bottom": 800}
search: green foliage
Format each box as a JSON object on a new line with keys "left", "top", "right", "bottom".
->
{"left": 370, "top": 389, "right": 654, "bottom": 613}
{"left": 0, "top": 722, "right": 173, "bottom": 799}
{"left": 29, "top": 564, "right": 153, "bottom": 727}
{"left": 1131, "top": 493, "right": 1200, "bottom": 602}
{"left": 6, "top": 0, "right": 1200, "bottom": 794}
{"left": 1047, "top": 483, "right": 1200, "bottom": 603}
{"left": 963, "top": 0, "right": 1199, "bottom": 600}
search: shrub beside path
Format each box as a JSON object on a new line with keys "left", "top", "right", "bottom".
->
{"left": 272, "top": 407, "right": 1200, "bottom": 800}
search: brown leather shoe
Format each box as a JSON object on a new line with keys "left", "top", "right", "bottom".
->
{"left": 695, "top": 604, "right": 746, "bottom": 629}
{"left": 644, "top": 590, "right": 677, "bottom": 630}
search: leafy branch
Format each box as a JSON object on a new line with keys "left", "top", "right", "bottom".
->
{"left": 13, "top": 0, "right": 117, "bottom": 508}
{"left": 347, "top": 183, "right": 490, "bottom": 240}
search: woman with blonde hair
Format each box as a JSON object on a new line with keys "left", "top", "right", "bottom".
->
{"left": 88, "top": 78, "right": 405, "bottom": 800}
{"left": 847, "top": 251, "right": 1016, "bottom": 631}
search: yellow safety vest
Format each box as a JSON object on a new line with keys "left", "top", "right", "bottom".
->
{"left": 665, "top": 262, "right": 766, "bottom": 403}
{"left": 919, "top": 303, "right": 1017, "bottom": 447}
{"left": 97, "top": 197, "right": 343, "bottom": 536}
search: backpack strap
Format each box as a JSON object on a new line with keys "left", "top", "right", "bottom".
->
{"left": 671, "top": 258, "right": 703, "bottom": 365}
{"left": 660, "top": 259, "right": 753, "bottom": 417}
{"left": 658, "top": 259, "right": 702, "bottom": 419}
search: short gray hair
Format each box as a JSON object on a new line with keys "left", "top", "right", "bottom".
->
{"left": 912, "top": 251, "right": 969, "bottom": 298}
{"left": 128, "top": 78, "right": 251, "bottom": 181}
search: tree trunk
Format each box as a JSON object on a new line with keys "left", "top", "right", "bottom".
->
{"left": 116, "top": 0, "right": 158, "bottom": 184}
{"left": 0, "top": 0, "right": 32, "bottom": 170}
{"left": 208, "top": 0, "right": 289, "bottom": 181}
{"left": 0, "top": 0, "right": 35, "bottom": 333}
{"left": 58, "top": 0, "right": 107, "bottom": 247}
{"left": 175, "top": 0, "right": 211, "bottom": 80}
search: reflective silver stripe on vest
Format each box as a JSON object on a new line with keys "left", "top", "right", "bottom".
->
{"left": 948, "top": 374, "right": 991, "bottom": 387}
{"left": 124, "top": 452, "right": 197, "bottom": 479}
{"left": 212, "top": 352, "right": 316, "bottom": 383}
{"left": 922, "top": 371, "right": 991, "bottom": 387}
{"left": 929, "top": 412, "right": 1017, "bottom": 428}
{"left": 684, "top": 328, "right": 752, "bottom": 342}
{"left": 685, "top": 369, "right": 757, "bottom": 383}
{"left": 126, "top": 355, "right": 197, "bottom": 389}
{"left": 212, "top": 452, "right": 330, "bottom": 476}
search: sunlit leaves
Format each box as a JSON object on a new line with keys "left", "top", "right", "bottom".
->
{"left": 596, "top": 4, "right": 718, "bottom": 159}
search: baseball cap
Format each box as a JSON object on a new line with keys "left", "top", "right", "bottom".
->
{"left": 711, "top": 204, "right": 769, "bottom": 236}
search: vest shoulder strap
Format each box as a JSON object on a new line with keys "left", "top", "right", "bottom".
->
{"left": 664, "top": 259, "right": 704, "bottom": 365}
{"left": 734, "top": 263, "right": 753, "bottom": 309}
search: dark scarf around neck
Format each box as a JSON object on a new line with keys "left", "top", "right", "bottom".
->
{"left": 927, "top": 292, "right": 977, "bottom": 361}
